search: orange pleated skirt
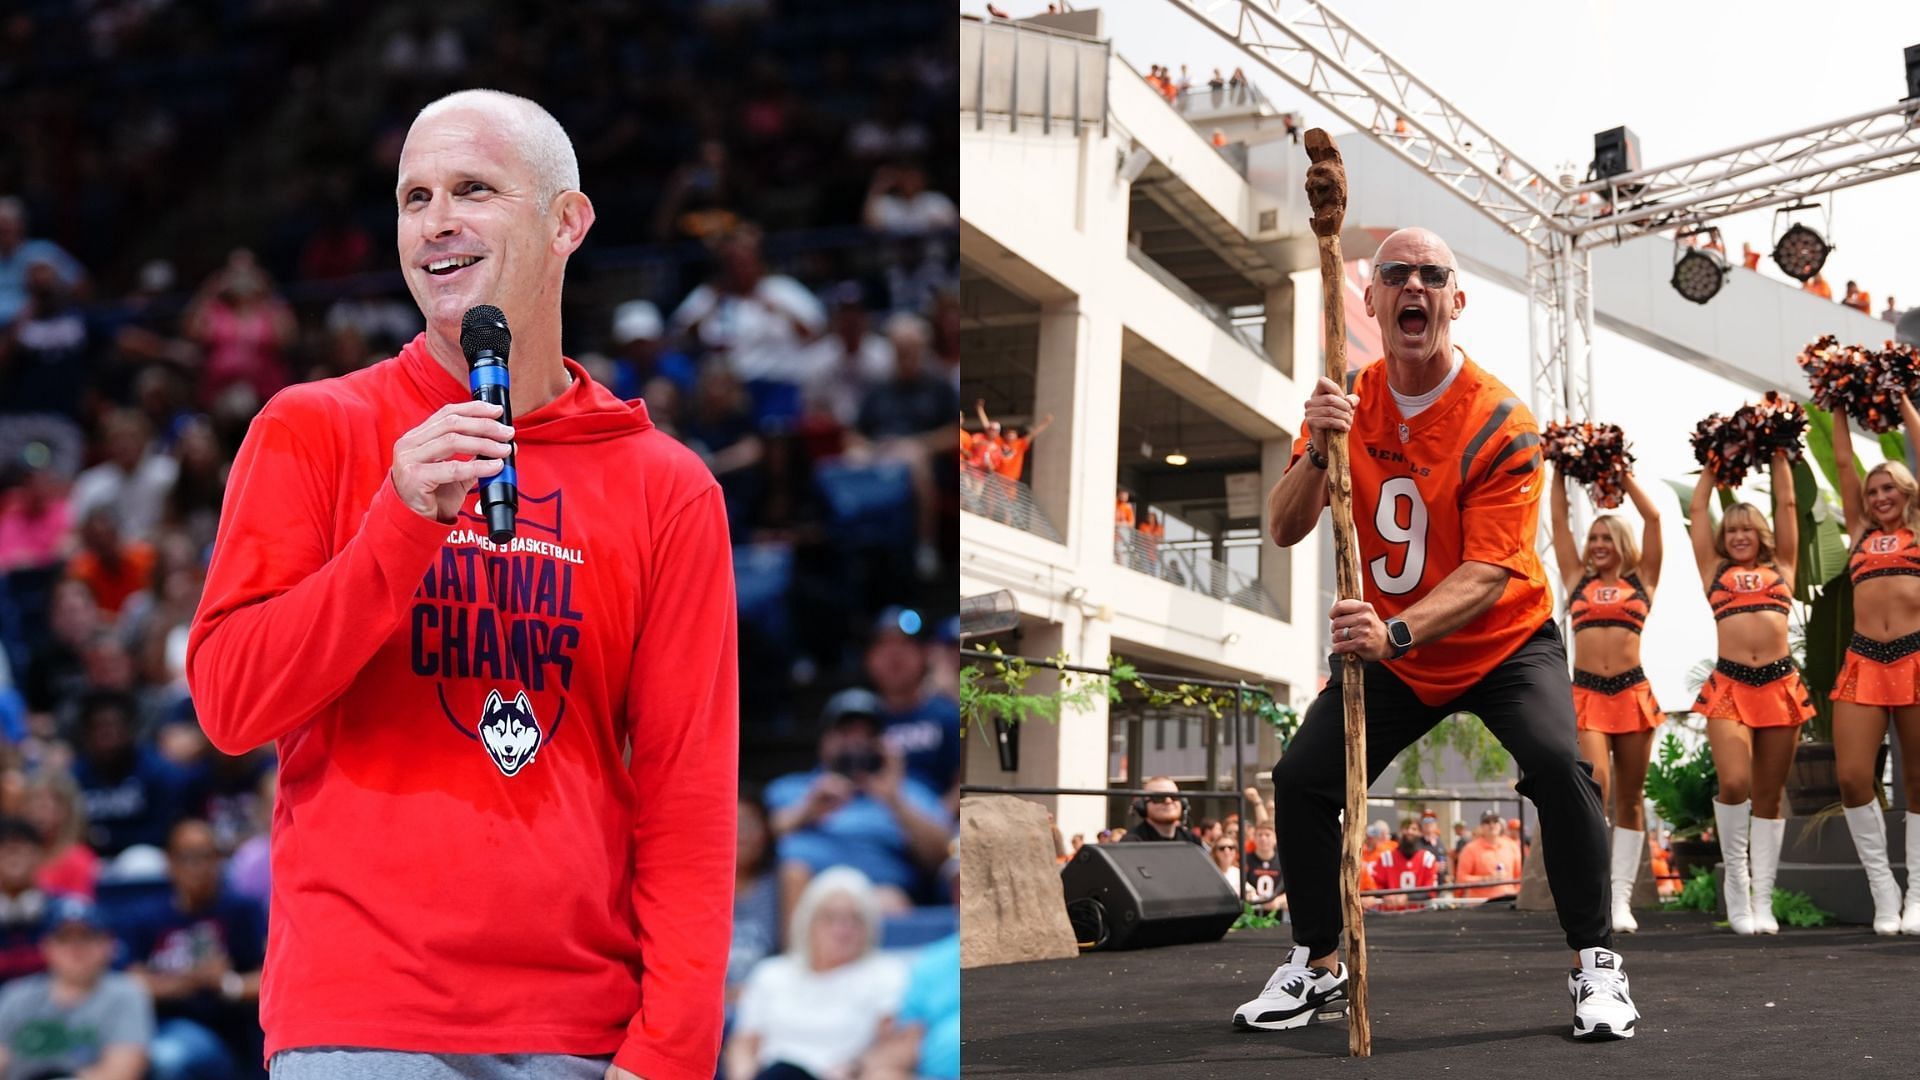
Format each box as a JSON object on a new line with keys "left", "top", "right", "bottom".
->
{"left": 1692, "top": 660, "right": 1815, "bottom": 729}
{"left": 1574, "top": 678, "right": 1664, "bottom": 735}
{"left": 1831, "top": 636, "right": 1920, "bottom": 706}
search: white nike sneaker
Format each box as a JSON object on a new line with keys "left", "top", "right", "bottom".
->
{"left": 1568, "top": 947, "right": 1639, "bottom": 1040}
{"left": 1232, "top": 945, "right": 1349, "bottom": 1031}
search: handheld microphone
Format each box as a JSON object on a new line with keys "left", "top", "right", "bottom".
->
{"left": 460, "top": 305, "right": 516, "bottom": 543}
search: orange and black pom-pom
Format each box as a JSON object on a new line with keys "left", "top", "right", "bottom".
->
{"left": 1748, "top": 391, "right": 1808, "bottom": 462}
{"left": 1543, "top": 419, "right": 1634, "bottom": 508}
{"left": 1799, "top": 335, "right": 1918, "bottom": 433}
{"left": 1691, "top": 412, "right": 1749, "bottom": 487}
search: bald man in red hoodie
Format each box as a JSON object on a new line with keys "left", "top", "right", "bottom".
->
{"left": 186, "top": 88, "right": 737, "bottom": 1080}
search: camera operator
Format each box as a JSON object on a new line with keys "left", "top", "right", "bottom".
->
{"left": 766, "top": 689, "right": 953, "bottom": 921}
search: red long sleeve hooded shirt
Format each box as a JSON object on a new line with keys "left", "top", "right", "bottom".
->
{"left": 186, "top": 335, "right": 738, "bottom": 1080}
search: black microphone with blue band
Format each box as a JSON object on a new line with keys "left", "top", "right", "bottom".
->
{"left": 460, "top": 305, "right": 517, "bottom": 543}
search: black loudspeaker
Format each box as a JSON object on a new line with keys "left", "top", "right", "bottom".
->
{"left": 1060, "top": 841, "right": 1240, "bottom": 951}
{"left": 1590, "top": 126, "right": 1640, "bottom": 181}
{"left": 1905, "top": 44, "right": 1920, "bottom": 102}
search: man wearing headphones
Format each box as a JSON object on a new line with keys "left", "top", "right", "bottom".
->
{"left": 1121, "top": 776, "right": 1197, "bottom": 843}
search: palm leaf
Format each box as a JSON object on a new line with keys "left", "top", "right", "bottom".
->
{"left": 1805, "top": 405, "right": 1849, "bottom": 493}
{"left": 1878, "top": 429, "right": 1909, "bottom": 468}
{"left": 1790, "top": 457, "right": 1850, "bottom": 598}
{"left": 1666, "top": 477, "right": 1719, "bottom": 532}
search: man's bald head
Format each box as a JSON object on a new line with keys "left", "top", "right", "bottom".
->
{"left": 1375, "top": 227, "right": 1457, "bottom": 270}
{"left": 410, "top": 90, "right": 580, "bottom": 213}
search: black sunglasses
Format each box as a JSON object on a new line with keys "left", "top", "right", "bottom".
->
{"left": 1374, "top": 261, "right": 1456, "bottom": 289}
{"left": 1146, "top": 793, "right": 1179, "bottom": 804}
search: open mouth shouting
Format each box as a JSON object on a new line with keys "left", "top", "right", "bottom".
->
{"left": 1395, "top": 302, "right": 1429, "bottom": 344}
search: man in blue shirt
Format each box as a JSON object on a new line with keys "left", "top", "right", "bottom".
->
{"left": 865, "top": 608, "right": 959, "bottom": 797}
{"left": 766, "top": 689, "right": 953, "bottom": 915}
{"left": 70, "top": 692, "right": 203, "bottom": 857}
{"left": 114, "top": 819, "right": 265, "bottom": 1080}
{"left": 0, "top": 197, "right": 88, "bottom": 328}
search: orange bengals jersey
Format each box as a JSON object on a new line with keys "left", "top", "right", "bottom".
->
{"left": 1290, "top": 349, "right": 1554, "bottom": 704}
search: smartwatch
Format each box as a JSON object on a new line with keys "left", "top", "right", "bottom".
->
{"left": 1385, "top": 617, "right": 1414, "bottom": 659}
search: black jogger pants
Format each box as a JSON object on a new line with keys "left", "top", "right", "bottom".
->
{"left": 1272, "top": 619, "right": 1611, "bottom": 957}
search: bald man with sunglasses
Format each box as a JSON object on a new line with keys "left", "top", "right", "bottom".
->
{"left": 1235, "top": 228, "right": 1639, "bottom": 1042}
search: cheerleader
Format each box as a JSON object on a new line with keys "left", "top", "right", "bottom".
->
{"left": 1550, "top": 466, "right": 1663, "bottom": 932}
{"left": 1688, "top": 450, "right": 1813, "bottom": 934}
{"left": 1826, "top": 397, "right": 1920, "bottom": 934}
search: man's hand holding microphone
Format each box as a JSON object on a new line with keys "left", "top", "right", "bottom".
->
{"left": 390, "top": 401, "right": 514, "bottom": 524}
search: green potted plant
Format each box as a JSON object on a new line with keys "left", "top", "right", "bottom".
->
{"left": 1644, "top": 726, "right": 1719, "bottom": 878}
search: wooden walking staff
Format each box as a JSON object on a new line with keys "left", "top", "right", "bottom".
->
{"left": 1302, "top": 127, "right": 1370, "bottom": 1057}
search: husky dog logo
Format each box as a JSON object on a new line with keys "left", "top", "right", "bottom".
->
{"left": 478, "top": 689, "right": 542, "bottom": 776}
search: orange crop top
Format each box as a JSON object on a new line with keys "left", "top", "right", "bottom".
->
{"left": 1569, "top": 572, "right": 1650, "bottom": 634}
{"left": 1708, "top": 561, "right": 1792, "bottom": 621}
{"left": 1848, "top": 527, "right": 1920, "bottom": 586}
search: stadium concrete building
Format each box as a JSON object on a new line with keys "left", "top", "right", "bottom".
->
{"left": 958, "top": 9, "right": 1333, "bottom": 843}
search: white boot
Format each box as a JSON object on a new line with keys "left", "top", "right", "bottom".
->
{"left": 1904, "top": 813, "right": 1920, "bottom": 934}
{"left": 1842, "top": 804, "right": 1903, "bottom": 935}
{"left": 1713, "top": 800, "right": 1755, "bottom": 935}
{"left": 1749, "top": 816, "right": 1785, "bottom": 935}
{"left": 1610, "top": 827, "right": 1643, "bottom": 933}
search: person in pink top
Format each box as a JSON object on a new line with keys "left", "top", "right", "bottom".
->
{"left": 182, "top": 250, "right": 296, "bottom": 414}
{"left": 22, "top": 772, "right": 98, "bottom": 899}
{"left": 0, "top": 451, "right": 69, "bottom": 572}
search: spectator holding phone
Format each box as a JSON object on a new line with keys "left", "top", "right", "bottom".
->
{"left": 765, "top": 689, "right": 955, "bottom": 924}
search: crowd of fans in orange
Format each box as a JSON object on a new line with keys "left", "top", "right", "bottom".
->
{"left": 1052, "top": 787, "right": 1683, "bottom": 920}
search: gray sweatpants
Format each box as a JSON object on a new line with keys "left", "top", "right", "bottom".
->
{"left": 269, "top": 1048, "right": 614, "bottom": 1079}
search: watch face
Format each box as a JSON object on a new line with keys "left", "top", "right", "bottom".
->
{"left": 1389, "top": 621, "right": 1413, "bottom": 648}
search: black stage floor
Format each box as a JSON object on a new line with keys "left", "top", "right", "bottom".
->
{"left": 963, "top": 908, "right": 1920, "bottom": 1078}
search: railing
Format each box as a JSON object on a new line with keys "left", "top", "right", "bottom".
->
{"left": 962, "top": 468, "right": 1065, "bottom": 544}
{"left": 1124, "top": 245, "right": 1268, "bottom": 359}
{"left": 1175, "top": 81, "right": 1270, "bottom": 117}
{"left": 1214, "top": 140, "right": 1250, "bottom": 177}
{"left": 961, "top": 15, "right": 1110, "bottom": 137}
{"left": 1114, "top": 528, "right": 1282, "bottom": 619}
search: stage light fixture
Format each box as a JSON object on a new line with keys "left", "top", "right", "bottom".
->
{"left": 1771, "top": 203, "right": 1832, "bottom": 282}
{"left": 1772, "top": 223, "right": 1830, "bottom": 282}
{"left": 1669, "top": 228, "right": 1727, "bottom": 305}
{"left": 1165, "top": 450, "right": 1188, "bottom": 466}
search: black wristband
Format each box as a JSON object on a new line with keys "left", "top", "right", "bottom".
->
{"left": 1305, "top": 441, "right": 1328, "bottom": 469}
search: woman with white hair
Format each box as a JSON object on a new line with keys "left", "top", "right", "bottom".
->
{"left": 1827, "top": 399, "right": 1920, "bottom": 934}
{"left": 1549, "top": 466, "right": 1664, "bottom": 933}
{"left": 725, "top": 867, "right": 908, "bottom": 1080}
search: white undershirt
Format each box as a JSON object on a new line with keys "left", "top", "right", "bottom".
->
{"left": 1388, "top": 347, "right": 1465, "bottom": 419}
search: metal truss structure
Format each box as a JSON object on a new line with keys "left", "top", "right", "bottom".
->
{"left": 1164, "top": 0, "right": 1920, "bottom": 431}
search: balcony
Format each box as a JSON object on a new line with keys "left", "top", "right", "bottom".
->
{"left": 1125, "top": 244, "right": 1267, "bottom": 361}
{"left": 1115, "top": 527, "right": 1281, "bottom": 619}
{"left": 962, "top": 468, "right": 1065, "bottom": 544}
{"left": 961, "top": 14, "right": 1110, "bottom": 138}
